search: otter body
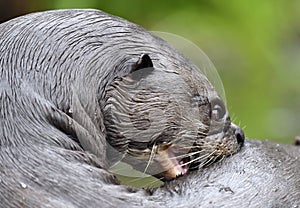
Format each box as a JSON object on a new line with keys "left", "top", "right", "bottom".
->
{"left": 0, "top": 8, "right": 243, "bottom": 179}
{"left": 1, "top": 9, "right": 287, "bottom": 208}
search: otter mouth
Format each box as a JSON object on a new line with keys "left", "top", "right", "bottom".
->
{"left": 155, "top": 142, "right": 229, "bottom": 180}
{"left": 156, "top": 146, "right": 194, "bottom": 179}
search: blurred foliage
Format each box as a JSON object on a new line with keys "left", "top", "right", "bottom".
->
{"left": 3, "top": 0, "right": 300, "bottom": 143}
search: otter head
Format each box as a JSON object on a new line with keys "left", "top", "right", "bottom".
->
{"left": 103, "top": 54, "right": 244, "bottom": 180}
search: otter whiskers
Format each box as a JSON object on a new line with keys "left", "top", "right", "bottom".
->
{"left": 168, "top": 148, "right": 210, "bottom": 160}
{"left": 178, "top": 150, "right": 218, "bottom": 169}
{"left": 144, "top": 143, "right": 157, "bottom": 174}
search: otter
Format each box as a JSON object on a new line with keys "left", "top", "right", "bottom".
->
{"left": 0, "top": 8, "right": 244, "bottom": 181}
{"left": 3, "top": 9, "right": 297, "bottom": 208}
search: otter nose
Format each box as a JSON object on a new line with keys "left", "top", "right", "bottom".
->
{"left": 235, "top": 127, "right": 245, "bottom": 147}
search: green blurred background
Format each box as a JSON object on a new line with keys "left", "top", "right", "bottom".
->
{"left": 1, "top": 0, "right": 299, "bottom": 144}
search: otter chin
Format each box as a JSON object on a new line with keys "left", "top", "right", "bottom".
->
{"left": 103, "top": 54, "right": 245, "bottom": 180}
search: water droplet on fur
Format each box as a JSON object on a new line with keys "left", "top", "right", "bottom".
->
{"left": 174, "top": 185, "right": 180, "bottom": 193}
{"left": 20, "top": 182, "right": 27, "bottom": 189}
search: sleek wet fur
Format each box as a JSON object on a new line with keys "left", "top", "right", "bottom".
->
{"left": 0, "top": 9, "right": 244, "bottom": 179}
{"left": 0, "top": 9, "right": 298, "bottom": 207}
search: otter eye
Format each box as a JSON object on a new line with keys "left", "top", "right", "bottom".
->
{"left": 211, "top": 98, "right": 226, "bottom": 121}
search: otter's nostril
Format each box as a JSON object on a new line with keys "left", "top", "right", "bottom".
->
{"left": 235, "top": 128, "right": 245, "bottom": 146}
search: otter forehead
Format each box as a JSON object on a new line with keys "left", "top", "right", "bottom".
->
{"left": 104, "top": 58, "right": 220, "bottom": 137}
{"left": 128, "top": 69, "right": 214, "bottom": 99}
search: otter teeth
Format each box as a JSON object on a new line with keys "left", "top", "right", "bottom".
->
{"left": 170, "top": 156, "right": 189, "bottom": 177}
{"left": 159, "top": 148, "right": 190, "bottom": 178}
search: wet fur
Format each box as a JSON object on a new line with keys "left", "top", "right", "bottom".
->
{"left": 0, "top": 9, "right": 225, "bottom": 206}
{"left": 1, "top": 9, "right": 298, "bottom": 208}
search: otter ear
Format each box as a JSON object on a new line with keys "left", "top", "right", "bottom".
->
{"left": 131, "top": 54, "right": 153, "bottom": 73}
{"left": 115, "top": 54, "right": 154, "bottom": 79}
{"left": 126, "top": 54, "right": 154, "bottom": 80}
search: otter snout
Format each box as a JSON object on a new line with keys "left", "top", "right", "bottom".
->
{"left": 233, "top": 124, "right": 245, "bottom": 147}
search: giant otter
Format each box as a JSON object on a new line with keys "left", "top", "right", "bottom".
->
{"left": 0, "top": 9, "right": 243, "bottom": 179}
{"left": 0, "top": 9, "right": 298, "bottom": 208}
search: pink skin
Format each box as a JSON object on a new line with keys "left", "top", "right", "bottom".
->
{"left": 158, "top": 147, "right": 189, "bottom": 179}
